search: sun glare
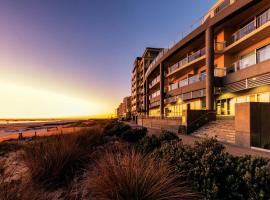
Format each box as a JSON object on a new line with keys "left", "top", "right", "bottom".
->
{"left": 0, "top": 81, "right": 107, "bottom": 119}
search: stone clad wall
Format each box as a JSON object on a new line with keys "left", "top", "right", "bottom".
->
{"left": 137, "top": 117, "right": 181, "bottom": 133}
{"left": 235, "top": 102, "right": 270, "bottom": 148}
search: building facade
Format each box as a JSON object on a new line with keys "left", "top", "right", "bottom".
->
{"left": 131, "top": 48, "right": 163, "bottom": 120}
{"left": 134, "top": 0, "right": 270, "bottom": 119}
{"left": 117, "top": 96, "right": 131, "bottom": 120}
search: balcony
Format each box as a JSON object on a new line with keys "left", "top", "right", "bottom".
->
{"left": 149, "top": 90, "right": 160, "bottom": 100}
{"left": 227, "top": 44, "right": 270, "bottom": 74}
{"left": 168, "top": 72, "right": 207, "bottom": 92}
{"left": 202, "top": 0, "right": 237, "bottom": 23}
{"left": 150, "top": 101, "right": 160, "bottom": 108}
{"left": 215, "top": 42, "right": 226, "bottom": 52}
{"left": 168, "top": 68, "right": 226, "bottom": 92}
{"left": 167, "top": 48, "right": 206, "bottom": 76}
{"left": 149, "top": 75, "right": 160, "bottom": 88}
{"left": 214, "top": 68, "right": 227, "bottom": 77}
{"left": 225, "top": 8, "right": 270, "bottom": 52}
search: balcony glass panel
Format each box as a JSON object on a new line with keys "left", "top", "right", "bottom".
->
{"left": 168, "top": 63, "right": 179, "bottom": 74}
{"left": 168, "top": 73, "right": 207, "bottom": 92}
{"left": 188, "top": 74, "right": 200, "bottom": 84}
{"left": 179, "top": 79, "right": 188, "bottom": 88}
{"left": 149, "top": 76, "right": 160, "bottom": 87}
{"left": 169, "top": 82, "right": 179, "bottom": 91}
{"left": 188, "top": 48, "right": 205, "bottom": 62}
{"left": 201, "top": 71, "right": 207, "bottom": 80}
{"left": 257, "top": 8, "right": 270, "bottom": 27}
{"left": 214, "top": 0, "right": 230, "bottom": 14}
{"left": 179, "top": 57, "right": 188, "bottom": 67}
{"left": 230, "top": 8, "right": 270, "bottom": 44}
{"left": 214, "top": 68, "right": 226, "bottom": 77}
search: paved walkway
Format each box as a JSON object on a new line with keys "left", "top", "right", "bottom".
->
{"left": 125, "top": 122, "right": 270, "bottom": 159}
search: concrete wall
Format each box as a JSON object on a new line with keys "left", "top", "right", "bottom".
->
{"left": 235, "top": 102, "right": 270, "bottom": 148}
{"left": 137, "top": 117, "right": 181, "bottom": 133}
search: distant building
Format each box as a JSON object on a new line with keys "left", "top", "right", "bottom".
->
{"left": 117, "top": 96, "right": 131, "bottom": 120}
{"left": 131, "top": 48, "right": 163, "bottom": 121}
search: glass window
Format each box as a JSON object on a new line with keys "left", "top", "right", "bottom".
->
{"left": 257, "top": 44, "right": 270, "bottom": 63}
{"left": 240, "top": 51, "right": 256, "bottom": 69}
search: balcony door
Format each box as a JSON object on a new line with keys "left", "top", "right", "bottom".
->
{"left": 257, "top": 44, "right": 270, "bottom": 63}
{"left": 239, "top": 51, "right": 256, "bottom": 70}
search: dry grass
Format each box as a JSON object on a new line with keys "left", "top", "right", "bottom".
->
{"left": 81, "top": 148, "right": 198, "bottom": 200}
{"left": 0, "top": 142, "right": 23, "bottom": 157}
{"left": 23, "top": 126, "right": 104, "bottom": 189}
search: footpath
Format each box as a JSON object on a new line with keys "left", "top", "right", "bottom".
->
{"left": 125, "top": 121, "right": 270, "bottom": 159}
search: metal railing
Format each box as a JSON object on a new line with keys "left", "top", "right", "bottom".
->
{"left": 215, "top": 42, "right": 226, "bottom": 51}
{"left": 189, "top": 48, "right": 206, "bottom": 62}
{"left": 149, "top": 75, "right": 160, "bottom": 88}
{"left": 214, "top": 68, "right": 227, "bottom": 77}
{"left": 230, "top": 8, "right": 270, "bottom": 45}
{"left": 168, "top": 72, "right": 206, "bottom": 92}
{"left": 149, "top": 90, "right": 160, "bottom": 99}
{"left": 145, "top": 0, "right": 237, "bottom": 77}
{"left": 214, "top": 0, "right": 231, "bottom": 14}
{"left": 168, "top": 48, "right": 205, "bottom": 75}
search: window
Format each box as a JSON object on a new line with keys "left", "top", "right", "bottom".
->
{"left": 257, "top": 44, "right": 270, "bottom": 63}
{"left": 239, "top": 51, "right": 256, "bottom": 69}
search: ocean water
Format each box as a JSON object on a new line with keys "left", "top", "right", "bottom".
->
{"left": 0, "top": 120, "right": 60, "bottom": 125}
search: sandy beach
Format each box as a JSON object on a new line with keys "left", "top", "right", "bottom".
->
{"left": 0, "top": 120, "right": 95, "bottom": 142}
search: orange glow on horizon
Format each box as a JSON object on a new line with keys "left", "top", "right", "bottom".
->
{"left": 0, "top": 80, "right": 116, "bottom": 119}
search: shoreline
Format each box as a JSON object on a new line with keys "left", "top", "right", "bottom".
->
{"left": 0, "top": 120, "right": 96, "bottom": 142}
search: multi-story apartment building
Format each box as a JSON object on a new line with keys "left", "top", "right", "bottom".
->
{"left": 131, "top": 0, "right": 270, "bottom": 148}
{"left": 117, "top": 96, "right": 132, "bottom": 120}
{"left": 131, "top": 48, "right": 163, "bottom": 120}
{"left": 142, "top": 0, "right": 270, "bottom": 118}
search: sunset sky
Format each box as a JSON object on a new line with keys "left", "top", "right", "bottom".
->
{"left": 0, "top": 0, "right": 215, "bottom": 118}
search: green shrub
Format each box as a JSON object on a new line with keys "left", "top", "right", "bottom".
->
{"left": 104, "top": 121, "right": 132, "bottom": 137}
{"left": 159, "top": 131, "right": 180, "bottom": 142}
{"left": 121, "top": 127, "right": 147, "bottom": 143}
{"left": 136, "top": 135, "right": 161, "bottom": 153}
{"left": 136, "top": 131, "right": 179, "bottom": 154}
{"left": 152, "top": 138, "right": 270, "bottom": 200}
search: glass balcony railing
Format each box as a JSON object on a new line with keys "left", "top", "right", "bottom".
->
{"left": 215, "top": 42, "right": 226, "bottom": 51}
{"left": 168, "top": 72, "right": 206, "bottom": 92}
{"left": 168, "top": 48, "right": 205, "bottom": 75}
{"left": 149, "top": 75, "right": 160, "bottom": 88}
{"left": 188, "top": 48, "right": 205, "bottom": 62}
{"left": 145, "top": 0, "right": 237, "bottom": 77}
{"left": 227, "top": 44, "right": 270, "bottom": 74}
{"left": 229, "top": 8, "right": 270, "bottom": 45}
{"left": 149, "top": 90, "right": 160, "bottom": 99}
{"left": 214, "top": 0, "right": 231, "bottom": 14}
{"left": 214, "top": 68, "right": 227, "bottom": 77}
{"left": 168, "top": 69, "right": 225, "bottom": 92}
{"left": 179, "top": 78, "right": 188, "bottom": 88}
{"left": 168, "top": 63, "right": 179, "bottom": 74}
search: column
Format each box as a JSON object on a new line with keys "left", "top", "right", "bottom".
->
{"left": 160, "top": 63, "right": 165, "bottom": 118}
{"left": 144, "top": 78, "right": 149, "bottom": 115}
{"left": 205, "top": 26, "right": 215, "bottom": 110}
